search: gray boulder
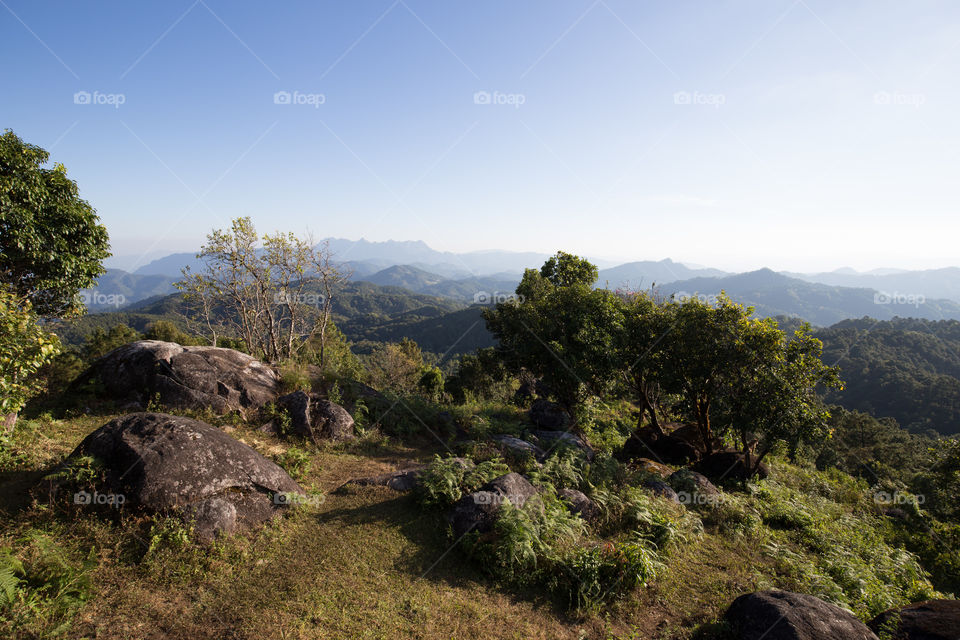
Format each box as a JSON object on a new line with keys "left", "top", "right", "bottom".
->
{"left": 71, "top": 340, "right": 280, "bottom": 415}
{"left": 643, "top": 479, "right": 680, "bottom": 504}
{"left": 558, "top": 488, "right": 599, "bottom": 520}
{"left": 725, "top": 590, "right": 878, "bottom": 640}
{"left": 61, "top": 412, "right": 304, "bottom": 541}
{"left": 276, "top": 391, "right": 355, "bottom": 442}
{"left": 532, "top": 429, "right": 594, "bottom": 460}
{"left": 869, "top": 600, "right": 960, "bottom": 640}
{"left": 528, "top": 399, "right": 571, "bottom": 429}
{"left": 490, "top": 434, "right": 545, "bottom": 458}
{"left": 448, "top": 472, "right": 538, "bottom": 538}
{"left": 347, "top": 468, "right": 425, "bottom": 492}
{"left": 669, "top": 468, "right": 720, "bottom": 506}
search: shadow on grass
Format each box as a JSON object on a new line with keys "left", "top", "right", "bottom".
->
{"left": 317, "top": 488, "right": 574, "bottom": 618}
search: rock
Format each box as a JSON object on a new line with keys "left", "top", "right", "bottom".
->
{"left": 528, "top": 399, "right": 571, "bottom": 429}
{"left": 347, "top": 468, "right": 425, "bottom": 492}
{"left": 490, "top": 434, "right": 545, "bottom": 458}
{"left": 637, "top": 457, "right": 674, "bottom": 478}
{"left": 276, "top": 391, "right": 355, "bottom": 442}
{"left": 558, "top": 488, "right": 599, "bottom": 520}
{"left": 669, "top": 469, "right": 720, "bottom": 506}
{"left": 60, "top": 412, "right": 304, "bottom": 541}
{"left": 448, "top": 472, "right": 538, "bottom": 538}
{"left": 643, "top": 479, "right": 680, "bottom": 504}
{"left": 725, "top": 590, "right": 879, "bottom": 640}
{"left": 531, "top": 430, "right": 594, "bottom": 460}
{"left": 670, "top": 423, "right": 722, "bottom": 454}
{"left": 869, "top": 600, "right": 960, "bottom": 640}
{"left": 620, "top": 430, "right": 699, "bottom": 465}
{"left": 695, "top": 450, "right": 769, "bottom": 482}
{"left": 71, "top": 340, "right": 280, "bottom": 415}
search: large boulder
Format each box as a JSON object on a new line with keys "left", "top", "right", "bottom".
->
{"left": 59, "top": 412, "right": 304, "bottom": 541}
{"left": 531, "top": 430, "right": 594, "bottom": 460}
{"left": 71, "top": 340, "right": 280, "bottom": 415}
{"left": 528, "top": 399, "right": 571, "bottom": 429}
{"left": 620, "top": 428, "right": 699, "bottom": 465}
{"left": 490, "top": 434, "right": 545, "bottom": 459}
{"left": 695, "top": 450, "right": 769, "bottom": 482}
{"left": 275, "top": 391, "right": 355, "bottom": 442}
{"left": 669, "top": 469, "right": 721, "bottom": 507}
{"left": 725, "top": 591, "right": 878, "bottom": 640}
{"left": 869, "top": 600, "right": 960, "bottom": 640}
{"left": 448, "top": 472, "right": 538, "bottom": 538}
{"left": 558, "top": 488, "right": 599, "bottom": 520}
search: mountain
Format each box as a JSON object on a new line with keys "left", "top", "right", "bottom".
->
{"left": 134, "top": 252, "right": 204, "bottom": 277}
{"left": 362, "top": 265, "right": 448, "bottom": 290}
{"left": 816, "top": 318, "right": 960, "bottom": 434}
{"left": 81, "top": 269, "right": 177, "bottom": 311}
{"left": 658, "top": 269, "right": 960, "bottom": 326}
{"left": 788, "top": 267, "right": 960, "bottom": 302}
{"left": 597, "top": 258, "right": 728, "bottom": 290}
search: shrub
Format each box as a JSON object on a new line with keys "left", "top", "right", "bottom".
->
{"left": 416, "top": 455, "right": 510, "bottom": 508}
{"left": 551, "top": 537, "right": 662, "bottom": 613}
{"left": 273, "top": 446, "right": 312, "bottom": 481}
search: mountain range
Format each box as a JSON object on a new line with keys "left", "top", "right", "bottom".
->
{"left": 87, "top": 238, "right": 960, "bottom": 324}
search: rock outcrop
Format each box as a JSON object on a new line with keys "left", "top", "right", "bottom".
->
{"left": 72, "top": 340, "right": 280, "bottom": 415}
{"left": 725, "top": 590, "right": 878, "bottom": 640}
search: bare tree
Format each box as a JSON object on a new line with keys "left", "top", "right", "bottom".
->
{"left": 175, "top": 217, "right": 347, "bottom": 363}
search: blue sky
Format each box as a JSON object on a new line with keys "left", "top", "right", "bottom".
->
{"left": 2, "top": 0, "right": 959, "bottom": 272}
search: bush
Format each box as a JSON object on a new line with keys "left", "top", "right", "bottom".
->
{"left": 415, "top": 455, "right": 510, "bottom": 508}
{"left": 551, "top": 538, "right": 662, "bottom": 613}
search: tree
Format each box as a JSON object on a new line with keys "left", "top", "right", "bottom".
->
{"left": 718, "top": 323, "right": 842, "bottom": 477}
{"left": 615, "top": 291, "right": 671, "bottom": 436}
{"left": 0, "top": 130, "right": 110, "bottom": 317}
{"left": 485, "top": 253, "right": 620, "bottom": 417}
{"left": 175, "top": 217, "right": 347, "bottom": 363}
{"left": 0, "top": 289, "right": 60, "bottom": 433}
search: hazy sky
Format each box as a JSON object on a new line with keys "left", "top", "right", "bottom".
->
{"left": 3, "top": 0, "right": 959, "bottom": 272}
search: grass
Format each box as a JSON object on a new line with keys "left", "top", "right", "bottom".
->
{"left": 0, "top": 405, "right": 948, "bottom": 639}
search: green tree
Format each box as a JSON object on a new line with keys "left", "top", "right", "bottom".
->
{"left": 615, "top": 291, "right": 671, "bottom": 435}
{"left": 0, "top": 130, "right": 110, "bottom": 317}
{"left": 485, "top": 253, "right": 620, "bottom": 417}
{"left": 0, "top": 289, "right": 61, "bottom": 433}
{"left": 83, "top": 325, "right": 142, "bottom": 360}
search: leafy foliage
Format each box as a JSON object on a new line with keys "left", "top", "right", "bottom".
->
{"left": 0, "top": 130, "right": 110, "bottom": 318}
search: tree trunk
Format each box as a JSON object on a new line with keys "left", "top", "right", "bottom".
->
{"left": 2, "top": 412, "right": 17, "bottom": 436}
{"left": 696, "top": 399, "right": 714, "bottom": 454}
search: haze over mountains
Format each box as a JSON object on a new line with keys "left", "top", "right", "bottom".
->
{"left": 90, "top": 238, "right": 960, "bottom": 325}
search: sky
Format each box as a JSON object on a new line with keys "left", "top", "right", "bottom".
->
{"left": 2, "top": 0, "right": 959, "bottom": 273}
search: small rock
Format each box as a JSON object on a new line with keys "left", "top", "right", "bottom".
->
{"left": 558, "top": 488, "right": 599, "bottom": 520}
